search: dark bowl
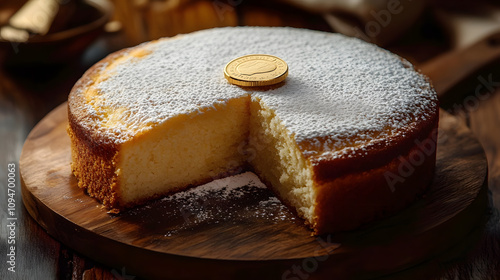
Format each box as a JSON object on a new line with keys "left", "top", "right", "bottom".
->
{"left": 0, "top": 0, "right": 112, "bottom": 65}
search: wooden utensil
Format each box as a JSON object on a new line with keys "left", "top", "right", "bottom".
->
{"left": 420, "top": 31, "right": 500, "bottom": 107}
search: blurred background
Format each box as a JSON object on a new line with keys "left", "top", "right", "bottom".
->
{"left": 1, "top": 0, "right": 499, "bottom": 115}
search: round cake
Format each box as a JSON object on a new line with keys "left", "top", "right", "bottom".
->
{"left": 67, "top": 27, "right": 439, "bottom": 235}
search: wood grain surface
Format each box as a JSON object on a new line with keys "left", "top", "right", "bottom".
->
{"left": 19, "top": 103, "right": 488, "bottom": 279}
{"left": 419, "top": 31, "right": 500, "bottom": 101}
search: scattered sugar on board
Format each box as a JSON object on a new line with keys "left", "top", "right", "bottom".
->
{"left": 124, "top": 172, "right": 296, "bottom": 236}
{"left": 162, "top": 171, "right": 266, "bottom": 200}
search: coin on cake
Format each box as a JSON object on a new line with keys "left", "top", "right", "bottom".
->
{"left": 224, "top": 54, "right": 288, "bottom": 86}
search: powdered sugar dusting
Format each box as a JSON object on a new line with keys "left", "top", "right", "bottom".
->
{"left": 70, "top": 27, "right": 437, "bottom": 156}
{"left": 123, "top": 172, "right": 296, "bottom": 235}
{"left": 162, "top": 172, "right": 266, "bottom": 200}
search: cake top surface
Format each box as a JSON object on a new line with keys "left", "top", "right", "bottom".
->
{"left": 69, "top": 27, "right": 437, "bottom": 158}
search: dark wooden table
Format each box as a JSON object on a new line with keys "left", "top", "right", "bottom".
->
{"left": 1, "top": 17, "right": 500, "bottom": 280}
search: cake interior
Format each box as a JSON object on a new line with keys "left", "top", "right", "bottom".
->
{"left": 248, "top": 97, "right": 315, "bottom": 223}
{"left": 116, "top": 94, "right": 316, "bottom": 224}
{"left": 118, "top": 96, "right": 249, "bottom": 204}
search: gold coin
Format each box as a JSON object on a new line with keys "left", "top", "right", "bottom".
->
{"left": 224, "top": 54, "right": 288, "bottom": 87}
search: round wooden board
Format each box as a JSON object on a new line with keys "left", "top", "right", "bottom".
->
{"left": 20, "top": 103, "right": 488, "bottom": 280}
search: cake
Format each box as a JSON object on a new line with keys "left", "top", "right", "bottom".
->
{"left": 67, "top": 27, "right": 439, "bottom": 235}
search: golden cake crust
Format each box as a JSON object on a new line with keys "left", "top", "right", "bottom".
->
{"left": 311, "top": 126, "right": 438, "bottom": 233}
{"left": 68, "top": 48, "right": 127, "bottom": 209}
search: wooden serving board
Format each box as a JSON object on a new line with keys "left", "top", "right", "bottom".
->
{"left": 20, "top": 103, "right": 488, "bottom": 280}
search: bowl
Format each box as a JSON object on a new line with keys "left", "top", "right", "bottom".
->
{"left": 0, "top": 0, "right": 112, "bottom": 65}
